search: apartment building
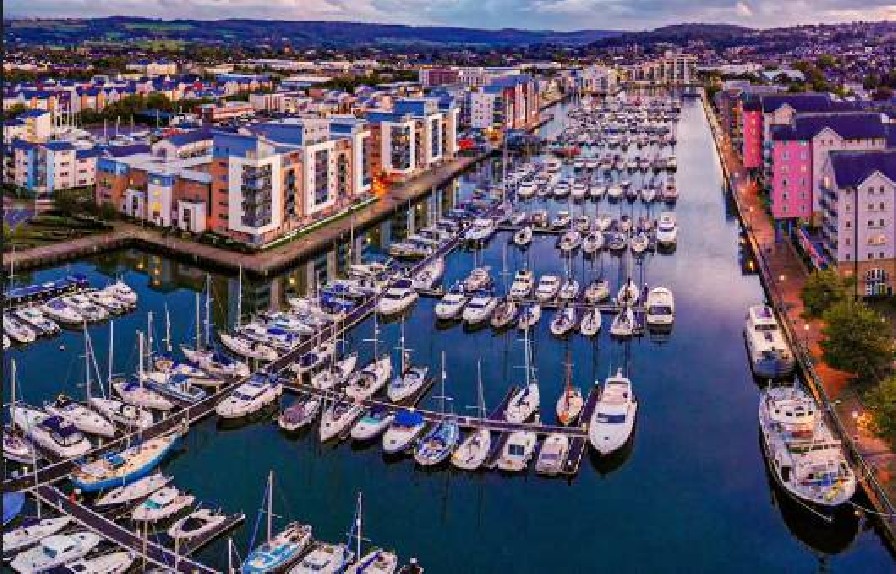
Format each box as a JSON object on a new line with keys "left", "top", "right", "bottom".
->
{"left": 3, "top": 109, "right": 54, "bottom": 143}
{"left": 5, "top": 139, "right": 100, "bottom": 196}
{"left": 819, "top": 150, "right": 896, "bottom": 295}
{"left": 366, "top": 98, "right": 459, "bottom": 180}
{"left": 126, "top": 59, "right": 178, "bottom": 77}
{"left": 578, "top": 65, "right": 619, "bottom": 94}
{"left": 769, "top": 113, "right": 888, "bottom": 223}
{"left": 619, "top": 52, "right": 698, "bottom": 86}
{"left": 419, "top": 67, "right": 460, "bottom": 87}
{"left": 467, "top": 75, "right": 540, "bottom": 132}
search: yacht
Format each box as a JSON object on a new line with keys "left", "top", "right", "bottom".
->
{"left": 462, "top": 295, "right": 497, "bottom": 326}
{"left": 535, "top": 275, "right": 561, "bottom": 302}
{"left": 168, "top": 508, "right": 231, "bottom": 542}
{"left": 451, "top": 363, "right": 489, "bottom": 471}
{"left": 351, "top": 406, "right": 395, "bottom": 441}
{"left": 558, "top": 277, "right": 580, "bottom": 302}
{"left": 535, "top": 434, "right": 569, "bottom": 476}
{"left": 558, "top": 231, "right": 582, "bottom": 253}
{"left": 744, "top": 306, "right": 796, "bottom": 378}
{"left": 345, "top": 355, "right": 392, "bottom": 401}
{"left": 574, "top": 215, "right": 591, "bottom": 233}
{"left": 320, "top": 400, "right": 364, "bottom": 442}
{"left": 630, "top": 232, "right": 649, "bottom": 255}
{"left": 11, "top": 406, "right": 92, "bottom": 458}
{"left": 114, "top": 376, "right": 174, "bottom": 412}
{"left": 589, "top": 185, "right": 606, "bottom": 200}
{"left": 377, "top": 280, "right": 419, "bottom": 316}
{"left": 278, "top": 395, "right": 322, "bottom": 432}
{"left": 516, "top": 304, "right": 542, "bottom": 330}
{"left": 106, "top": 279, "right": 138, "bottom": 306}
{"left": 588, "top": 369, "right": 638, "bottom": 455}
{"left": 182, "top": 346, "right": 250, "bottom": 379}
{"left": 489, "top": 298, "right": 519, "bottom": 330}
{"left": 411, "top": 257, "right": 445, "bottom": 291}
{"left": 414, "top": 416, "right": 460, "bottom": 466}
{"left": 219, "top": 333, "right": 279, "bottom": 362}
{"left": 70, "top": 432, "right": 180, "bottom": 493}
{"left": 311, "top": 352, "right": 358, "bottom": 391}
{"left": 508, "top": 269, "right": 535, "bottom": 299}
{"left": 242, "top": 521, "right": 313, "bottom": 574}
{"left": 607, "top": 185, "right": 623, "bottom": 200}
{"left": 291, "top": 342, "right": 335, "bottom": 377}
{"left": 216, "top": 375, "right": 283, "bottom": 419}
{"left": 132, "top": 486, "right": 195, "bottom": 521}
{"left": 517, "top": 182, "right": 536, "bottom": 199}
{"left": 88, "top": 397, "right": 154, "bottom": 431}
{"left": 609, "top": 306, "right": 636, "bottom": 338}
{"left": 582, "top": 231, "right": 604, "bottom": 254}
{"left": 579, "top": 308, "right": 602, "bottom": 337}
{"left": 288, "top": 543, "right": 353, "bottom": 574}
{"left": 464, "top": 218, "right": 497, "bottom": 243}
{"left": 556, "top": 363, "right": 584, "bottom": 426}
{"left": 3, "top": 516, "right": 72, "bottom": 554}
{"left": 656, "top": 212, "right": 678, "bottom": 246}
{"left": 584, "top": 279, "right": 610, "bottom": 304}
{"left": 346, "top": 549, "right": 398, "bottom": 574}
{"left": 550, "top": 211, "right": 571, "bottom": 230}
{"left": 40, "top": 298, "right": 84, "bottom": 326}
{"left": 505, "top": 383, "right": 539, "bottom": 424}
{"left": 759, "top": 385, "right": 856, "bottom": 509}
{"left": 95, "top": 473, "right": 172, "bottom": 507}
{"left": 3, "top": 313, "right": 37, "bottom": 344}
{"left": 434, "top": 289, "right": 467, "bottom": 321}
{"left": 496, "top": 430, "right": 537, "bottom": 472}
{"left": 645, "top": 287, "right": 675, "bottom": 327}
{"left": 594, "top": 214, "right": 613, "bottom": 231}
{"left": 513, "top": 225, "right": 533, "bottom": 248}
{"left": 382, "top": 409, "right": 427, "bottom": 454}
{"left": 550, "top": 307, "right": 577, "bottom": 337}
{"left": 616, "top": 279, "right": 640, "bottom": 306}
{"left": 45, "top": 395, "right": 115, "bottom": 438}
{"left": 641, "top": 187, "right": 657, "bottom": 203}
{"left": 10, "top": 532, "right": 101, "bottom": 574}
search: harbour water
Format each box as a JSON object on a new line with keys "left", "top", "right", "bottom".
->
{"left": 4, "top": 99, "right": 894, "bottom": 572}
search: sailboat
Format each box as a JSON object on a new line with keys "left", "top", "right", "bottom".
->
{"left": 344, "top": 317, "right": 392, "bottom": 401}
{"left": 181, "top": 277, "right": 250, "bottom": 379}
{"left": 242, "top": 471, "right": 313, "bottom": 574}
{"left": 413, "top": 353, "right": 459, "bottom": 467}
{"left": 90, "top": 322, "right": 155, "bottom": 431}
{"left": 451, "top": 361, "right": 491, "bottom": 471}
{"left": 113, "top": 332, "right": 174, "bottom": 411}
{"left": 345, "top": 492, "right": 399, "bottom": 574}
{"left": 3, "top": 360, "right": 39, "bottom": 464}
{"left": 504, "top": 326, "right": 540, "bottom": 423}
{"left": 386, "top": 321, "right": 428, "bottom": 403}
{"left": 555, "top": 353, "right": 584, "bottom": 426}
{"left": 70, "top": 431, "right": 181, "bottom": 493}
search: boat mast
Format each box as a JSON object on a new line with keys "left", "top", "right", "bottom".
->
{"left": 236, "top": 266, "right": 243, "bottom": 330}
{"left": 83, "top": 325, "right": 91, "bottom": 400}
{"left": 266, "top": 470, "right": 273, "bottom": 543}
{"left": 204, "top": 274, "right": 212, "bottom": 350}
{"left": 137, "top": 331, "right": 144, "bottom": 385}
{"left": 477, "top": 359, "right": 486, "bottom": 419}
{"left": 164, "top": 303, "right": 172, "bottom": 353}
{"left": 107, "top": 320, "right": 114, "bottom": 395}
{"left": 440, "top": 350, "right": 447, "bottom": 414}
{"left": 194, "top": 292, "right": 202, "bottom": 351}
{"left": 146, "top": 311, "right": 154, "bottom": 366}
{"left": 354, "top": 491, "right": 363, "bottom": 563}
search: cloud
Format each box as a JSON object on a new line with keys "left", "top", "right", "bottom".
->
{"left": 4, "top": 0, "right": 896, "bottom": 30}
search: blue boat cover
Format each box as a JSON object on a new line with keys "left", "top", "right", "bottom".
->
{"left": 394, "top": 409, "right": 423, "bottom": 426}
{"left": 3, "top": 492, "right": 26, "bottom": 525}
{"left": 42, "top": 416, "right": 79, "bottom": 438}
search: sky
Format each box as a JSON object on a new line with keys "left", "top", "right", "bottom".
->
{"left": 5, "top": 0, "right": 896, "bottom": 31}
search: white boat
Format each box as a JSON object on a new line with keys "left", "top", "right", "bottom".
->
{"left": 291, "top": 342, "right": 335, "bottom": 377}
{"left": 535, "top": 275, "right": 561, "bottom": 303}
{"left": 61, "top": 294, "right": 108, "bottom": 322}
{"left": 12, "top": 406, "right": 92, "bottom": 459}
{"left": 320, "top": 400, "right": 364, "bottom": 442}
{"left": 656, "top": 211, "right": 678, "bottom": 246}
{"left": 434, "top": 290, "right": 467, "bottom": 320}
{"left": 535, "top": 433, "right": 569, "bottom": 476}
{"left": 517, "top": 182, "right": 536, "bottom": 199}
{"left": 513, "top": 225, "right": 533, "bottom": 247}
{"left": 496, "top": 430, "right": 537, "bottom": 472}
{"left": 346, "top": 549, "right": 398, "bottom": 574}
{"left": 345, "top": 355, "right": 392, "bottom": 401}
{"left": 759, "top": 386, "right": 856, "bottom": 509}
{"left": 744, "top": 305, "right": 795, "bottom": 378}
{"left": 550, "top": 211, "right": 571, "bottom": 229}
{"left": 558, "top": 278, "right": 580, "bottom": 302}
{"left": 609, "top": 306, "right": 636, "bottom": 338}
{"left": 3, "top": 516, "right": 72, "bottom": 554}
{"left": 589, "top": 185, "right": 606, "bottom": 200}
{"left": 132, "top": 486, "right": 195, "bottom": 521}
{"left": 505, "top": 376, "right": 539, "bottom": 424}
{"left": 579, "top": 308, "right": 602, "bottom": 337}
{"left": 88, "top": 398, "right": 153, "bottom": 431}
{"left": 464, "top": 218, "right": 496, "bottom": 242}
{"left": 571, "top": 183, "right": 587, "bottom": 201}
{"left": 3, "top": 313, "right": 37, "bottom": 344}
{"left": 168, "top": 508, "right": 231, "bottom": 541}
{"left": 645, "top": 287, "right": 675, "bottom": 327}
{"left": 516, "top": 304, "right": 542, "bottom": 330}
{"left": 451, "top": 362, "right": 490, "bottom": 471}
{"left": 489, "top": 298, "right": 519, "bottom": 330}
{"left": 86, "top": 289, "right": 130, "bottom": 315}
{"left": 555, "top": 359, "right": 584, "bottom": 426}
{"left": 220, "top": 333, "right": 279, "bottom": 362}
{"left": 382, "top": 409, "right": 427, "bottom": 454}
{"left": 242, "top": 473, "right": 313, "bottom": 574}
{"left": 462, "top": 295, "right": 497, "bottom": 326}
{"left": 558, "top": 231, "right": 582, "bottom": 253}
{"left": 58, "top": 551, "right": 135, "bottom": 574}
{"left": 3, "top": 426, "right": 37, "bottom": 465}
{"left": 45, "top": 395, "right": 116, "bottom": 438}
{"left": 641, "top": 187, "right": 657, "bottom": 203}
{"left": 584, "top": 279, "right": 610, "bottom": 304}
{"left": 279, "top": 395, "right": 322, "bottom": 432}
{"left": 462, "top": 267, "right": 492, "bottom": 292}
{"left": 630, "top": 232, "right": 649, "bottom": 254}
{"left": 216, "top": 375, "right": 283, "bottom": 419}
{"left": 377, "top": 280, "right": 419, "bottom": 316}
{"left": 351, "top": 406, "right": 395, "bottom": 441}
{"left": 113, "top": 378, "right": 174, "bottom": 411}
{"left": 10, "top": 532, "right": 101, "bottom": 574}
{"left": 508, "top": 269, "right": 535, "bottom": 299}
{"left": 607, "top": 185, "right": 623, "bottom": 200}
{"left": 594, "top": 214, "right": 613, "bottom": 231}
{"left": 95, "top": 473, "right": 172, "bottom": 507}
{"left": 311, "top": 353, "right": 358, "bottom": 391}
{"left": 588, "top": 369, "right": 637, "bottom": 455}
{"left": 288, "top": 543, "right": 354, "bottom": 574}
{"left": 411, "top": 257, "right": 445, "bottom": 290}
{"left": 582, "top": 231, "right": 604, "bottom": 254}
{"left": 573, "top": 215, "right": 591, "bottom": 233}
{"left": 40, "top": 298, "right": 84, "bottom": 326}
{"left": 616, "top": 279, "right": 640, "bottom": 305}
{"left": 550, "top": 307, "right": 577, "bottom": 337}
{"left": 106, "top": 279, "right": 138, "bottom": 305}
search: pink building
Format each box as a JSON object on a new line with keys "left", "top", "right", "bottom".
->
{"left": 741, "top": 103, "right": 763, "bottom": 169}
{"left": 769, "top": 129, "right": 812, "bottom": 220}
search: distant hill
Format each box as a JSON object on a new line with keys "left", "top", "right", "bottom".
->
{"left": 591, "top": 23, "right": 754, "bottom": 48}
{"left": 4, "top": 17, "right": 621, "bottom": 47}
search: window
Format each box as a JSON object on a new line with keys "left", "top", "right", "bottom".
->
{"left": 880, "top": 219, "right": 885, "bottom": 227}
{"left": 869, "top": 203, "right": 875, "bottom": 211}
{"left": 845, "top": 221, "right": 851, "bottom": 229}
{"left": 845, "top": 253, "right": 851, "bottom": 260}
{"left": 869, "top": 253, "right": 874, "bottom": 259}
{"left": 868, "top": 220, "right": 874, "bottom": 228}
{"left": 881, "top": 202, "right": 886, "bottom": 210}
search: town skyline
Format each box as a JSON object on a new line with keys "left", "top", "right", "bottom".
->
{"left": 5, "top": 0, "right": 896, "bottom": 31}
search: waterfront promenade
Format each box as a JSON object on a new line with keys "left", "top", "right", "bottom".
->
{"left": 704, "top": 95, "right": 896, "bottom": 543}
{"left": 2, "top": 153, "right": 489, "bottom": 276}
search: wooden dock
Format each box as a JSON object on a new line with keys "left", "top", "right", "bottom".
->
{"left": 561, "top": 384, "right": 601, "bottom": 476}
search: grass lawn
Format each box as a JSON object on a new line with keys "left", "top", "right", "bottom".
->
{"left": 3, "top": 213, "right": 111, "bottom": 251}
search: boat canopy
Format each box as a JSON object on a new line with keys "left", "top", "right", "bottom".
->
{"left": 394, "top": 409, "right": 423, "bottom": 427}
{"left": 2, "top": 492, "right": 26, "bottom": 525}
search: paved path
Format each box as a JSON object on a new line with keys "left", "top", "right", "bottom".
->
{"left": 706, "top": 96, "right": 896, "bottom": 536}
{"left": 2, "top": 154, "right": 490, "bottom": 276}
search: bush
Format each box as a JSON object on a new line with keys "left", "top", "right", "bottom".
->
{"left": 864, "top": 375, "right": 896, "bottom": 448}
{"left": 801, "top": 269, "right": 851, "bottom": 318}
{"left": 821, "top": 300, "right": 895, "bottom": 381}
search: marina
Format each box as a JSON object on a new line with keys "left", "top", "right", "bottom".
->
{"left": 3, "top": 96, "right": 894, "bottom": 573}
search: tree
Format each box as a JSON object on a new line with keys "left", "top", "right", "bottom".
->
{"left": 801, "top": 269, "right": 850, "bottom": 318}
{"left": 872, "top": 87, "right": 894, "bottom": 102}
{"left": 821, "top": 301, "right": 894, "bottom": 380}
{"left": 865, "top": 375, "right": 896, "bottom": 448}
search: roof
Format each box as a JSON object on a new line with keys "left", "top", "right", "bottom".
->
{"left": 75, "top": 148, "right": 103, "bottom": 159}
{"left": 829, "top": 150, "right": 896, "bottom": 188}
{"left": 44, "top": 140, "right": 74, "bottom": 151}
{"left": 104, "top": 144, "right": 151, "bottom": 157}
{"left": 760, "top": 93, "right": 832, "bottom": 114}
{"left": 164, "top": 128, "right": 213, "bottom": 147}
{"left": 771, "top": 112, "right": 886, "bottom": 142}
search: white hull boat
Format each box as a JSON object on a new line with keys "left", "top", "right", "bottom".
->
{"left": 132, "top": 486, "right": 195, "bottom": 521}
{"left": 382, "top": 410, "right": 426, "bottom": 454}
{"left": 589, "top": 370, "right": 637, "bottom": 455}
{"left": 496, "top": 430, "right": 537, "bottom": 472}
{"left": 59, "top": 551, "right": 135, "bottom": 574}
{"left": 12, "top": 406, "right": 92, "bottom": 459}
{"left": 168, "top": 508, "right": 231, "bottom": 541}
{"left": 88, "top": 398, "right": 154, "bottom": 430}
{"left": 45, "top": 396, "right": 116, "bottom": 438}
{"left": 345, "top": 356, "right": 392, "bottom": 401}
{"left": 95, "top": 473, "right": 172, "bottom": 507}
{"left": 504, "top": 383, "right": 540, "bottom": 424}
{"left": 320, "top": 402, "right": 364, "bottom": 442}
{"left": 3, "top": 516, "right": 72, "bottom": 554}
{"left": 10, "top": 532, "right": 101, "bottom": 574}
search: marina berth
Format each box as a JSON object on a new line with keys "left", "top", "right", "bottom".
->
{"left": 216, "top": 374, "right": 283, "bottom": 419}
{"left": 288, "top": 543, "right": 354, "bottom": 574}
{"left": 589, "top": 370, "right": 638, "bottom": 455}
{"left": 11, "top": 406, "right": 92, "bottom": 458}
{"left": 131, "top": 486, "right": 196, "bottom": 521}
{"left": 744, "top": 306, "right": 796, "bottom": 379}
{"left": 759, "top": 386, "right": 856, "bottom": 509}
{"left": 9, "top": 531, "right": 102, "bottom": 574}
{"left": 535, "top": 433, "right": 570, "bottom": 476}
{"left": 70, "top": 432, "right": 180, "bottom": 493}
{"left": 320, "top": 400, "right": 365, "bottom": 442}
{"left": 279, "top": 394, "right": 322, "bottom": 432}
{"left": 56, "top": 551, "right": 135, "bottom": 574}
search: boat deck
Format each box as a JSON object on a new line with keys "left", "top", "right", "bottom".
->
{"left": 179, "top": 512, "right": 246, "bottom": 556}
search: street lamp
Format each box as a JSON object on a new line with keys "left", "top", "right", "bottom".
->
{"left": 803, "top": 323, "right": 810, "bottom": 356}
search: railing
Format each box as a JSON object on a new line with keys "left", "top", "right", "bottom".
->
{"left": 701, "top": 91, "right": 896, "bottom": 539}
